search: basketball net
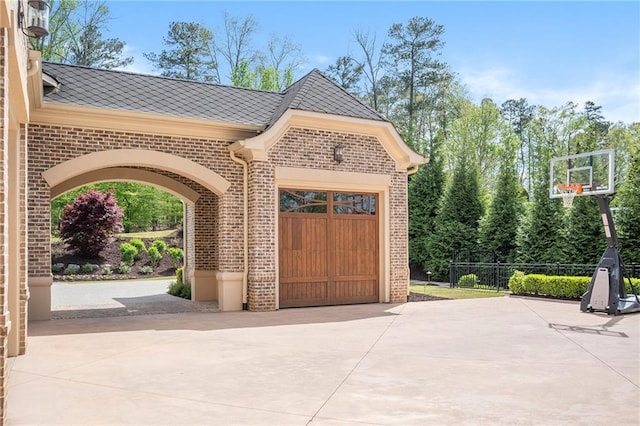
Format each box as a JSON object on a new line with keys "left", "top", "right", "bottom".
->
{"left": 556, "top": 183, "right": 583, "bottom": 208}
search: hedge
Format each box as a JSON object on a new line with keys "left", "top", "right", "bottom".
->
{"left": 508, "top": 270, "right": 640, "bottom": 299}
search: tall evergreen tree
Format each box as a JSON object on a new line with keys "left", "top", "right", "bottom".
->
{"left": 144, "top": 22, "right": 217, "bottom": 82}
{"left": 427, "top": 154, "right": 483, "bottom": 280}
{"left": 562, "top": 196, "right": 606, "bottom": 264}
{"left": 516, "top": 167, "right": 565, "bottom": 263}
{"left": 617, "top": 147, "right": 640, "bottom": 265}
{"left": 408, "top": 135, "right": 445, "bottom": 271}
{"left": 381, "top": 16, "right": 451, "bottom": 145}
{"left": 478, "top": 134, "right": 522, "bottom": 263}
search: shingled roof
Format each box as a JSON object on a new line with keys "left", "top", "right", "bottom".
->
{"left": 41, "top": 62, "right": 387, "bottom": 130}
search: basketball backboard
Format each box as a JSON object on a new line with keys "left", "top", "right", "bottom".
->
{"left": 550, "top": 149, "right": 615, "bottom": 199}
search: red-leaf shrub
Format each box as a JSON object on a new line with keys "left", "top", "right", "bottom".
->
{"left": 60, "top": 189, "right": 124, "bottom": 257}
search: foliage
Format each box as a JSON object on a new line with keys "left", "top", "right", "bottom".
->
{"left": 139, "top": 266, "right": 154, "bottom": 275}
{"left": 478, "top": 134, "right": 523, "bottom": 263}
{"left": 168, "top": 267, "right": 191, "bottom": 299}
{"left": 562, "top": 196, "right": 606, "bottom": 264}
{"left": 63, "top": 264, "right": 80, "bottom": 275}
{"left": 52, "top": 263, "right": 65, "bottom": 273}
{"left": 508, "top": 271, "right": 526, "bottom": 294}
{"left": 101, "top": 264, "right": 113, "bottom": 275}
{"left": 427, "top": 154, "right": 484, "bottom": 280}
{"left": 381, "top": 16, "right": 450, "bottom": 145}
{"left": 508, "top": 272, "right": 639, "bottom": 299}
{"left": 81, "top": 263, "right": 98, "bottom": 273}
{"left": 168, "top": 247, "right": 184, "bottom": 269}
{"left": 120, "top": 242, "right": 138, "bottom": 266}
{"left": 144, "top": 21, "right": 217, "bottom": 82}
{"left": 52, "top": 182, "right": 183, "bottom": 233}
{"left": 128, "top": 239, "right": 146, "bottom": 257}
{"left": 31, "top": 0, "right": 132, "bottom": 69}
{"left": 457, "top": 274, "right": 478, "bottom": 288}
{"left": 59, "top": 189, "right": 123, "bottom": 257}
{"left": 516, "top": 166, "right": 565, "bottom": 263}
{"left": 616, "top": 142, "right": 640, "bottom": 264}
{"left": 147, "top": 246, "right": 162, "bottom": 267}
{"left": 118, "top": 263, "right": 131, "bottom": 274}
{"left": 408, "top": 137, "right": 445, "bottom": 271}
{"left": 151, "top": 240, "right": 168, "bottom": 255}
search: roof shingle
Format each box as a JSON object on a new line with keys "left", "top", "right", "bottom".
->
{"left": 42, "top": 63, "right": 387, "bottom": 129}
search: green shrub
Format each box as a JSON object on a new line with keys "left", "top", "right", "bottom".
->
{"left": 120, "top": 242, "right": 138, "bottom": 266}
{"left": 52, "top": 263, "right": 65, "bottom": 273}
{"left": 458, "top": 273, "right": 478, "bottom": 288}
{"left": 101, "top": 264, "right": 113, "bottom": 275}
{"left": 168, "top": 247, "right": 184, "bottom": 268}
{"left": 508, "top": 270, "right": 526, "bottom": 294}
{"left": 118, "top": 262, "right": 131, "bottom": 274}
{"left": 168, "top": 267, "right": 190, "bottom": 299}
{"left": 81, "top": 263, "right": 98, "bottom": 273}
{"left": 507, "top": 272, "right": 640, "bottom": 299}
{"left": 139, "top": 265, "right": 153, "bottom": 275}
{"left": 63, "top": 264, "right": 80, "bottom": 275}
{"left": 148, "top": 246, "right": 162, "bottom": 267}
{"left": 129, "top": 238, "right": 146, "bottom": 258}
{"left": 151, "top": 240, "right": 167, "bottom": 254}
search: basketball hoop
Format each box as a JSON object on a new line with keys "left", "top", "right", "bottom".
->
{"left": 556, "top": 183, "right": 583, "bottom": 208}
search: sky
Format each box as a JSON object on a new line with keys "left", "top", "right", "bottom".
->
{"left": 102, "top": 1, "right": 640, "bottom": 124}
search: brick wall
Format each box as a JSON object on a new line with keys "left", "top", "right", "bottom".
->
{"left": 26, "top": 124, "right": 244, "bottom": 282}
{"left": 266, "top": 126, "right": 411, "bottom": 305}
{"left": 25, "top": 120, "right": 412, "bottom": 316}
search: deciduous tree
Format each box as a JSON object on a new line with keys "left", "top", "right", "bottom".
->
{"left": 60, "top": 189, "right": 123, "bottom": 257}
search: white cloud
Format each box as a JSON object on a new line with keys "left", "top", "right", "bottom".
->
{"left": 114, "top": 49, "right": 157, "bottom": 76}
{"left": 458, "top": 65, "right": 640, "bottom": 124}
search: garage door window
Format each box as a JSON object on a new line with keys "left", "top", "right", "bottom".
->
{"left": 279, "top": 190, "right": 327, "bottom": 213}
{"left": 333, "top": 193, "right": 376, "bottom": 215}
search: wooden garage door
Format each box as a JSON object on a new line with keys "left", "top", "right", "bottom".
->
{"left": 279, "top": 189, "right": 379, "bottom": 308}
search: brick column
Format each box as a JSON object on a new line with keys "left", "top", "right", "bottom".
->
{"left": 26, "top": 146, "right": 52, "bottom": 320}
{"left": 190, "top": 193, "right": 219, "bottom": 301}
{"left": 246, "top": 160, "right": 276, "bottom": 311}
{"left": 0, "top": 26, "right": 8, "bottom": 426}
{"left": 19, "top": 124, "right": 28, "bottom": 354}
{"left": 389, "top": 172, "right": 409, "bottom": 303}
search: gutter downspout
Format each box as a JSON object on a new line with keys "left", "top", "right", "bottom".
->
{"left": 229, "top": 149, "right": 249, "bottom": 310}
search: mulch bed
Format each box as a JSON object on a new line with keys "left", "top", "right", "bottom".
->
{"left": 408, "top": 292, "right": 451, "bottom": 302}
{"left": 51, "top": 232, "right": 180, "bottom": 281}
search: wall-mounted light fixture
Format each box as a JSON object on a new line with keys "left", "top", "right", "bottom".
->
{"left": 19, "top": 0, "right": 51, "bottom": 39}
{"left": 333, "top": 142, "right": 345, "bottom": 163}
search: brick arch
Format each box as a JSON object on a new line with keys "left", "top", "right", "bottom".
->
{"left": 49, "top": 167, "right": 201, "bottom": 204}
{"left": 42, "top": 149, "right": 231, "bottom": 196}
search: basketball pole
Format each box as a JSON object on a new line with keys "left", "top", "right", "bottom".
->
{"left": 580, "top": 195, "right": 640, "bottom": 315}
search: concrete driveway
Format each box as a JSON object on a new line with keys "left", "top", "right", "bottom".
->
{"left": 51, "top": 279, "right": 219, "bottom": 319}
{"left": 7, "top": 296, "right": 640, "bottom": 425}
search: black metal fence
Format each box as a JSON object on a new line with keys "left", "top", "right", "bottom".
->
{"left": 449, "top": 262, "right": 640, "bottom": 291}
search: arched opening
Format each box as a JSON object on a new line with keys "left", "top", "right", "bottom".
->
{"left": 28, "top": 149, "right": 240, "bottom": 320}
{"left": 50, "top": 178, "right": 206, "bottom": 318}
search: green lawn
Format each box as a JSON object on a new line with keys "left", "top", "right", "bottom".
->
{"left": 410, "top": 283, "right": 509, "bottom": 299}
{"left": 119, "top": 229, "right": 176, "bottom": 239}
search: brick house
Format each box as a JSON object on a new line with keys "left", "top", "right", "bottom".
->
{"left": 0, "top": 1, "right": 424, "bottom": 421}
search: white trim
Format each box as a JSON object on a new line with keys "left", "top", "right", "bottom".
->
{"left": 42, "top": 149, "right": 231, "bottom": 196}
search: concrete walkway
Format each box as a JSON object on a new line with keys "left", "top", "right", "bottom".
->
{"left": 7, "top": 296, "right": 640, "bottom": 425}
